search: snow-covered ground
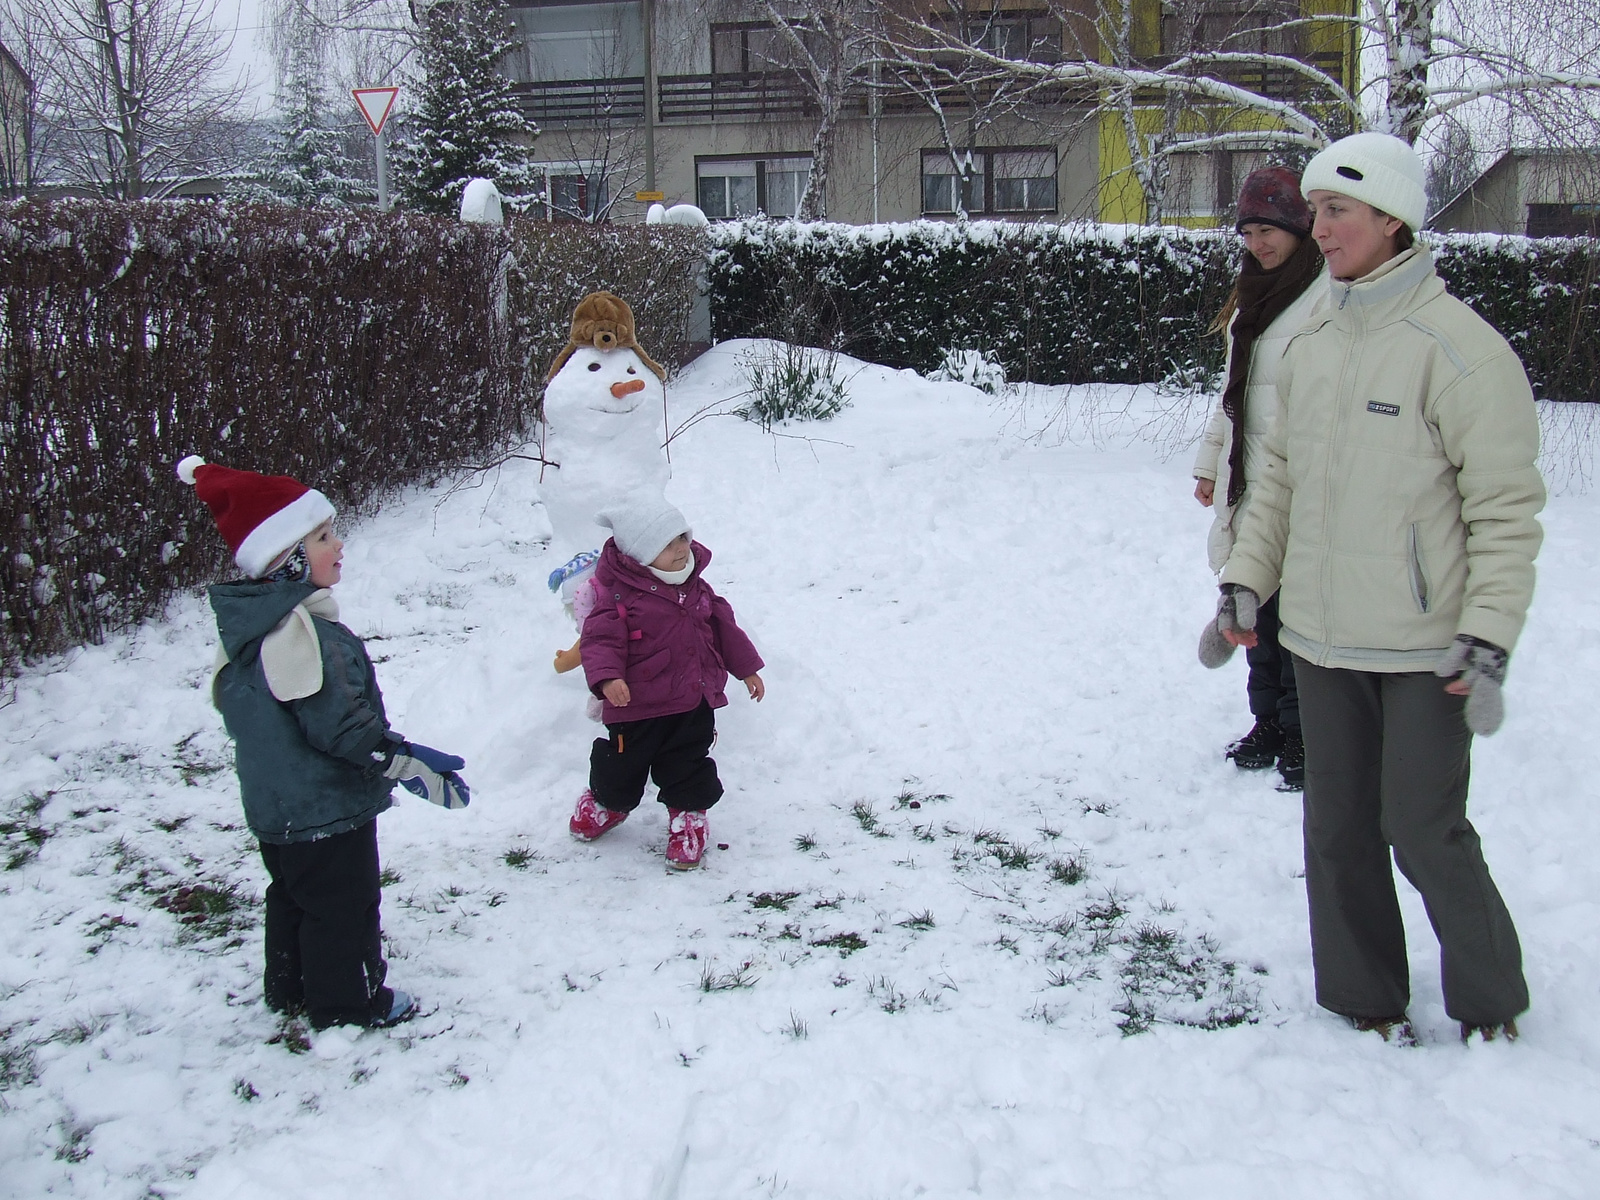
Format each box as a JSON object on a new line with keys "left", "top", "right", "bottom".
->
{"left": 3, "top": 346, "right": 1599, "bottom": 1199}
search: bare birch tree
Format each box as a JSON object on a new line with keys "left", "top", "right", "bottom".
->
{"left": 889, "top": 0, "right": 1600, "bottom": 221}
{"left": 26, "top": 0, "right": 244, "bottom": 199}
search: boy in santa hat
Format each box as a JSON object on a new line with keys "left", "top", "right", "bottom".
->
{"left": 177, "top": 455, "right": 470, "bottom": 1031}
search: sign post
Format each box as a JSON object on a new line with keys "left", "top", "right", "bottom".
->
{"left": 352, "top": 87, "right": 401, "bottom": 211}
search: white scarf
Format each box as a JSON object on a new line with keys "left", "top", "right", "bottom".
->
{"left": 649, "top": 551, "right": 695, "bottom": 586}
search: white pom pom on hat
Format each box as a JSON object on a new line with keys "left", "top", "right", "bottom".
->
{"left": 176, "top": 455, "right": 206, "bottom": 485}
{"left": 1301, "top": 131, "right": 1428, "bottom": 232}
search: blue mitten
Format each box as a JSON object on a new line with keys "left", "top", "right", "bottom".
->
{"left": 382, "top": 740, "right": 471, "bottom": 809}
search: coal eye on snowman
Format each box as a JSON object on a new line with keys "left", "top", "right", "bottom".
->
{"left": 627, "top": 367, "right": 637, "bottom": 375}
{"left": 587, "top": 362, "right": 601, "bottom": 372}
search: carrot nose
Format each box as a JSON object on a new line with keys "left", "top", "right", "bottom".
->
{"left": 610, "top": 379, "right": 646, "bottom": 398}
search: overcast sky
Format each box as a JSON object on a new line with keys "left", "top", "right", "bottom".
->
{"left": 213, "top": 0, "right": 276, "bottom": 113}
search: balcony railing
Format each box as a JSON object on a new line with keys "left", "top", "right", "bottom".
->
{"left": 512, "top": 48, "right": 1345, "bottom": 129}
{"left": 511, "top": 77, "right": 645, "bottom": 125}
{"left": 659, "top": 72, "right": 857, "bottom": 123}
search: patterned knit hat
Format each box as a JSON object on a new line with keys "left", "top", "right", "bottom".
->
{"left": 1235, "top": 166, "right": 1312, "bottom": 236}
{"left": 176, "top": 455, "right": 335, "bottom": 578}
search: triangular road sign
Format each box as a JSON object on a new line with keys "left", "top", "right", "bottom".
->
{"left": 352, "top": 87, "right": 400, "bottom": 136}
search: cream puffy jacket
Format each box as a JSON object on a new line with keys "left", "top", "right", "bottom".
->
{"left": 1193, "top": 276, "right": 1325, "bottom": 573}
{"left": 1220, "top": 247, "right": 1545, "bottom": 670}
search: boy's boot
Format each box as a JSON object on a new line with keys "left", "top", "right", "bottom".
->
{"left": 570, "top": 789, "right": 629, "bottom": 841}
{"left": 1276, "top": 727, "right": 1305, "bottom": 792}
{"left": 1226, "top": 717, "right": 1283, "bottom": 770}
{"left": 665, "top": 809, "right": 708, "bottom": 871}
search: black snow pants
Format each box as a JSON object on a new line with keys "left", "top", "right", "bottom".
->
{"left": 590, "top": 699, "right": 724, "bottom": 813}
{"left": 1246, "top": 593, "right": 1300, "bottom": 732}
{"left": 1294, "top": 657, "right": 1528, "bottom": 1026}
{"left": 258, "top": 817, "right": 394, "bottom": 1029}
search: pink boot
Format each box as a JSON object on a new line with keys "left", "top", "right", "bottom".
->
{"left": 665, "top": 809, "right": 708, "bottom": 870}
{"left": 569, "top": 790, "right": 629, "bottom": 841}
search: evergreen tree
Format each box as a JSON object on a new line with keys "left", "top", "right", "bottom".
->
{"left": 394, "top": 0, "right": 540, "bottom": 214}
{"left": 238, "top": 19, "right": 369, "bottom": 208}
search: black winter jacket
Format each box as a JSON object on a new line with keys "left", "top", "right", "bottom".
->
{"left": 210, "top": 579, "right": 394, "bottom": 843}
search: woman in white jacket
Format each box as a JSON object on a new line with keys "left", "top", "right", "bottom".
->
{"left": 1194, "top": 167, "right": 1324, "bottom": 790}
{"left": 1202, "top": 133, "right": 1543, "bottom": 1045}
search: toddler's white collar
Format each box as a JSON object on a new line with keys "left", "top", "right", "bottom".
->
{"left": 649, "top": 551, "right": 695, "bottom": 586}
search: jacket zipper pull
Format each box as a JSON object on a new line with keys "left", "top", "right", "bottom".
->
{"left": 1339, "top": 283, "right": 1351, "bottom": 310}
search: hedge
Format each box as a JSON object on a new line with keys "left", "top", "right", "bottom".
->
{"left": 0, "top": 200, "right": 704, "bottom": 675}
{"left": 707, "top": 218, "right": 1600, "bottom": 403}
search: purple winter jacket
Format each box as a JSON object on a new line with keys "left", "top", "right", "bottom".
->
{"left": 581, "top": 539, "right": 764, "bottom": 725}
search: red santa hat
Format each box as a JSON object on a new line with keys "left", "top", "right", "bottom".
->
{"left": 176, "top": 455, "right": 335, "bottom": 578}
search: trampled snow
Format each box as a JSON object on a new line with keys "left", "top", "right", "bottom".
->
{"left": 2, "top": 347, "right": 1599, "bottom": 1198}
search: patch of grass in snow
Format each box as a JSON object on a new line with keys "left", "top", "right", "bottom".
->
{"left": 699, "top": 961, "right": 759, "bottom": 992}
{"left": 849, "top": 799, "right": 890, "bottom": 837}
{"left": 1078, "top": 797, "right": 1117, "bottom": 816}
{"left": 172, "top": 732, "right": 228, "bottom": 787}
{"left": 155, "top": 881, "right": 254, "bottom": 943}
{"left": 268, "top": 1020, "right": 312, "bottom": 1055}
{"left": 1048, "top": 854, "right": 1089, "bottom": 886}
{"left": 867, "top": 976, "right": 909, "bottom": 1013}
{"left": 0, "top": 1025, "right": 41, "bottom": 1092}
{"left": 379, "top": 865, "right": 403, "bottom": 887}
{"left": 84, "top": 913, "right": 137, "bottom": 954}
{"left": 891, "top": 780, "right": 951, "bottom": 810}
{"left": 784, "top": 1011, "right": 808, "bottom": 1039}
{"left": 811, "top": 932, "right": 867, "bottom": 956}
{"left": 54, "top": 1120, "right": 92, "bottom": 1163}
{"left": 0, "top": 792, "right": 51, "bottom": 870}
{"left": 749, "top": 891, "right": 801, "bottom": 912}
{"left": 812, "top": 895, "right": 842, "bottom": 910}
{"left": 793, "top": 833, "right": 818, "bottom": 852}
{"left": 897, "top": 910, "right": 935, "bottom": 931}
{"left": 234, "top": 1078, "right": 260, "bottom": 1102}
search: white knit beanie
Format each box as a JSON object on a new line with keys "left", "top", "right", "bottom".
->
{"left": 596, "top": 495, "right": 690, "bottom": 565}
{"left": 1301, "top": 132, "right": 1428, "bottom": 232}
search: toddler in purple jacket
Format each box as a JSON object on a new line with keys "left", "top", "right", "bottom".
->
{"left": 568, "top": 496, "right": 765, "bottom": 870}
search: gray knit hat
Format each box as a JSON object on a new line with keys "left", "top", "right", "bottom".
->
{"left": 1301, "top": 132, "right": 1428, "bottom": 231}
{"left": 596, "top": 495, "right": 690, "bottom": 565}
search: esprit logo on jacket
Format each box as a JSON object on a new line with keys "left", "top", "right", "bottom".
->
{"left": 1367, "top": 401, "right": 1401, "bottom": 417}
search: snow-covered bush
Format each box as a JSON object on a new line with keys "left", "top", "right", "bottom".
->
{"left": 707, "top": 219, "right": 1600, "bottom": 403}
{"left": 737, "top": 342, "right": 851, "bottom": 429}
{"left": 0, "top": 201, "right": 704, "bottom": 676}
{"left": 929, "top": 347, "right": 1008, "bottom": 394}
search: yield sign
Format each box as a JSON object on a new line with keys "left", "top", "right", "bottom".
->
{"left": 352, "top": 87, "right": 400, "bottom": 136}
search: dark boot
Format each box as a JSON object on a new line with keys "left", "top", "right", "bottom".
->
{"left": 1226, "top": 718, "right": 1283, "bottom": 770}
{"left": 1276, "top": 727, "right": 1305, "bottom": 792}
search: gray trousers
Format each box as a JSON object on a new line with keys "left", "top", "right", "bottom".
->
{"left": 1293, "top": 657, "right": 1528, "bottom": 1025}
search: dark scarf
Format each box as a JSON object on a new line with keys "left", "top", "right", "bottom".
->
{"left": 1220, "top": 234, "right": 1322, "bottom": 509}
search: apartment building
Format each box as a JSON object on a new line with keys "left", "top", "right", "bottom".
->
{"left": 0, "top": 38, "right": 31, "bottom": 197}
{"left": 499, "top": 1, "right": 1357, "bottom": 226}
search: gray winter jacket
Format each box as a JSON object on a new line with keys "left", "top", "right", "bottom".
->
{"left": 210, "top": 579, "right": 394, "bottom": 843}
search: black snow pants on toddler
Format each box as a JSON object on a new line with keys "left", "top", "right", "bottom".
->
{"left": 590, "top": 699, "right": 724, "bottom": 813}
{"left": 258, "top": 817, "right": 395, "bottom": 1028}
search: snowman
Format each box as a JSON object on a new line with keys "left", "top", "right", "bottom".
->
{"left": 539, "top": 292, "right": 672, "bottom": 677}
{"left": 540, "top": 342, "right": 669, "bottom": 544}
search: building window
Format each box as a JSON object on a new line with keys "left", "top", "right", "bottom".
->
{"left": 696, "top": 156, "right": 812, "bottom": 219}
{"left": 993, "top": 150, "right": 1056, "bottom": 212}
{"left": 711, "top": 23, "right": 786, "bottom": 75}
{"left": 1526, "top": 202, "right": 1600, "bottom": 238}
{"left": 530, "top": 162, "right": 610, "bottom": 220}
{"left": 1165, "top": 146, "right": 1281, "bottom": 221}
{"left": 970, "top": 11, "right": 1062, "bottom": 62}
{"left": 922, "top": 147, "right": 1057, "bottom": 216}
